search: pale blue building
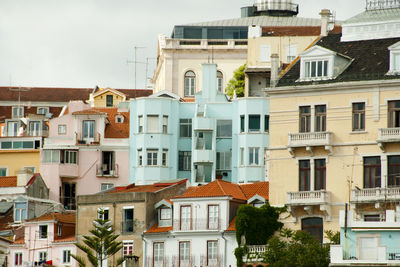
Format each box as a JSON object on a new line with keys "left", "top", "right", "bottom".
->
{"left": 129, "top": 63, "right": 269, "bottom": 185}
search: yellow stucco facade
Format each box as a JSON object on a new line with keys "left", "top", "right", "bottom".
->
{"left": 92, "top": 88, "right": 126, "bottom": 108}
{"left": 267, "top": 80, "right": 400, "bottom": 240}
{"left": 0, "top": 150, "right": 40, "bottom": 176}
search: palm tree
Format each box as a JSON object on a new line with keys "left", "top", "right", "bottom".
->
{"left": 72, "top": 209, "right": 124, "bottom": 267}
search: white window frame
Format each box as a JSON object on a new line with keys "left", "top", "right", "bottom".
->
{"left": 216, "top": 151, "right": 232, "bottom": 170}
{"left": 147, "top": 115, "right": 159, "bottom": 133}
{"left": 249, "top": 147, "right": 259, "bottom": 166}
{"left": 14, "top": 252, "right": 23, "bottom": 266}
{"left": 153, "top": 242, "right": 164, "bottom": 265}
{"left": 58, "top": 124, "right": 67, "bottom": 135}
{"left": 207, "top": 240, "right": 218, "bottom": 266}
{"left": 38, "top": 225, "right": 48, "bottom": 239}
{"left": 122, "top": 206, "right": 134, "bottom": 233}
{"left": 138, "top": 149, "right": 143, "bottom": 166}
{"left": 115, "top": 115, "right": 124, "bottom": 123}
{"left": 97, "top": 207, "right": 110, "bottom": 221}
{"left": 286, "top": 44, "right": 297, "bottom": 62}
{"left": 138, "top": 115, "right": 143, "bottom": 133}
{"left": 62, "top": 249, "right": 71, "bottom": 265}
{"left": 38, "top": 250, "right": 47, "bottom": 263}
{"left": 63, "top": 150, "right": 77, "bottom": 164}
{"left": 123, "top": 240, "right": 134, "bottom": 257}
{"left": 147, "top": 149, "right": 158, "bottom": 166}
{"left": 42, "top": 150, "right": 60, "bottom": 163}
{"left": 0, "top": 167, "right": 8, "bottom": 177}
{"left": 14, "top": 202, "right": 27, "bottom": 222}
{"left": 160, "top": 208, "right": 171, "bottom": 220}
{"left": 300, "top": 55, "right": 333, "bottom": 81}
{"left": 37, "top": 107, "right": 49, "bottom": 115}
{"left": 388, "top": 42, "right": 400, "bottom": 73}
{"left": 162, "top": 116, "right": 168, "bottom": 134}
{"left": 57, "top": 224, "right": 62, "bottom": 236}
{"left": 101, "top": 183, "right": 114, "bottom": 191}
{"left": 12, "top": 106, "right": 23, "bottom": 118}
{"left": 162, "top": 149, "right": 168, "bottom": 166}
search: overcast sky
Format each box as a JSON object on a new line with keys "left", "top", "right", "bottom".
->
{"left": 0, "top": 0, "right": 365, "bottom": 90}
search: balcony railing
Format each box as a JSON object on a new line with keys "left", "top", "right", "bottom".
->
{"left": 243, "top": 245, "right": 266, "bottom": 263}
{"left": 257, "top": 1, "right": 298, "bottom": 12}
{"left": 378, "top": 128, "right": 400, "bottom": 143}
{"left": 366, "top": 0, "right": 400, "bottom": 10}
{"left": 351, "top": 187, "right": 400, "bottom": 203}
{"left": 145, "top": 255, "right": 221, "bottom": 267}
{"left": 287, "top": 190, "right": 330, "bottom": 206}
{"left": 76, "top": 132, "right": 100, "bottom": 145}
{"left": 96, "top": 164, "right": 119, "bottom": 177}
{"left": 173, "top": 218, "right": 223, "bottom": 231}
{"left": 288, "top": 132, "right": 332, "bottom": 148}
{"left": 1, "top": 130, "right": 49, "bottom": 138}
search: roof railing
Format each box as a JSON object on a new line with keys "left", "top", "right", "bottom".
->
{"left": 366, "top": 0, "right": 400, "bottom": 10}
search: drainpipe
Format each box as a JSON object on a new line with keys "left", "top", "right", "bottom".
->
{"left": 141, "top": 233, "right": 146, "bottom": 267}
{"left": 221, "top": 231, "right": 227, "bottom": 267}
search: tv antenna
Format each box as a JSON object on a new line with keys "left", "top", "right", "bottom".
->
{"left": 126, "top": 46, "right": 145, "bottom": 89}
{"left": 9, "top": 87, "right": 31, "bottom": 118}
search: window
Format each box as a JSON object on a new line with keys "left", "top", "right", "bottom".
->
{"left": 304, "top": 60, "right": 328, "bottom": 78}
{"left": 302, "top": 217, "right": 323, "bottom": 243}
{"left": 195, "top": 164, "right": 212, "bottom": 183}
{"left": 162, "top": 149, "right": 168, "bottom": 166}
{"left": 29, "top": 121, "right": 41, "bottom": 136}
{"left": 260, "top": 45, "right": 271, "bottom": 62}
{"left": 14, "top": 252, "right": 23, "bottom": 266}
{"left": 299, "top": 106, "right": 311, "bottom": 133}
{"left": 180, "top": 206, "right": 191, "bottom": 230}
{"left": 264, "top": 115, "right": 270, "bottom": 132}
{"left": 14, "top": 202, "right": 27, "bottom": 222}
{"left": 388, "top": 156, "right": 400, "bottom": 187}
{"left": 115, "top": 115, "right": 124, "bottom": 123}
{"left": 83, "top": 120, "right": 95, "bottom": 139}
{"left": 208, "top": 205, "right": 219, "bottom": 230}
{"left": 122, "top": 207, "right": 134, "bottom": 233}
{"left": 0, "top": 168, "right": 7, "bottom": 177}
{"left": 248, "top": 115, "right": 260, "bottom": 132}
{"left": 58, "top": 124, "right": 66, "bottom": 135}
{"left": 101, "top": 183, "right": 114, "bottom": 191}
{"left": 62, "top": 250, "right": 71, "bottom": 264}
{"left": 7, "top": 121, "right": 19, "bottom": 136}
{"left": 138, "top": 116, "right": 143, "bottom": 133}
{"left": 37, "top": 107, "right": 49, "bottom": 115}
{"left": 179, "top": 119, "right": 192, "bottom": 137}
{"left": 98, "top": 208, "right": 109, "bottom": 221}
{"left": 315, "top": 105, "right": 326, "bottom": 132}
{"left": 42, "top": 150, "right": 60, "bottom": 163}
{"left": 286, "top": 44, "right": 297, "bottom": 62}
{"left": 240, "top": 148, "right": 244, "bottom": 166}
{"left": 61, "top": 150, "right": 77, "bottom": 164}
{"left": 57, "top": 224, "right": 62, "bottom": 236}
{"left": 364, "top": 214, "right": 381, "bottom": 222}
{"left": 299, "top": 160, "right": 310, "bottom": 191}
{"left": 179, "top": 151, "right": 191, "bottom": 171}
{"left": 153, "top": 242, "right": 164, "bottom": 265}
{"left": 162, "top": 116, "right": 168, "bottom": 134}
{"left": 207, "top": 241, "right": 218, "bottom": 266}
{"left": 216, "top": 151, "right": 232, "bottom": 170}
{"left": 147, "top": 149, "right": 158, "bottom": 166}
{"left": 62, "top": 182, "right": 76, "bottom": 210}
{"left": 217, "top": 71, "right": 223, "bottom": 92}
{"left": 100, "top": 151, "right": 115, "bottom": 175}
{"left": 39, "top": 225, "right": 48, "bottom": 239}
{"left": 249, "top": 147, "right": 259, "bottom": 165}
{"left": 106, "top": 95, "right": 113, "bottom": 107}
{"left": 216, "top": 120, "right": 232, "bottom": 137}
{"left": 184, "top": 71, "right": 196, "bottom": 96}
{"left": 179, "top": 241, "right": 190, "bottom": 266}
{"left": 352, "top": 102, "right": 365, "bottom": 131}
{"left": 12, "top": 106, "right": 23, "bottom": 118}
{"left": 314, "top": 159, "right": 326, "bottom": 190}
{"left": 240, "top": 115, "right": 245, "bottom": 132}
{"left": 147, "top": 115, "right": 159, "bottom": 133}
{"left": 138, "top": 149, "right": 143, "bottom": 166}
{"left": 123, "top": 241, "right": 134, "bottom": 256}
{"left": 160, "top": 208, "right": 171, "bottom": 220}
{"left": 38, "top": 251, "right": 47, "bottom": 263}
{"left": 363, "top": 157, "right": 381, "bottom": 188}
{"left": 388, "top": 100, "right": 400, "bottom": 127}
{"left": 393, "top": 53, "right": 400, "bottom": 71}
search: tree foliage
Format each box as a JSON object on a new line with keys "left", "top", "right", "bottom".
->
{"left": 225, "top": 64, "right": 246, "bottom": 97}
{"left": 72, "top": 210, "right": 124, "bottom": 267}
{"left": 325, "top": 230, "right": 340, "bottom": 244}
{"left": 262, "top": 229, "right": 330, "bottom": 267}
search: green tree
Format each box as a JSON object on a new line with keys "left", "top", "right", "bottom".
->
{"left": 262, "top": 229, "right": 330, "bottom": 267}
{"left": 225, "top": 64, "right": 246, "bottom": 97}
{"left": 72, "top": 210, "right": 124, "bottom": 267}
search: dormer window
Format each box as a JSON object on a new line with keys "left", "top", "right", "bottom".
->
{"left": 115, "top": 115, "right": 124, "bottom": 123}
{"left": 388, "top": 41, "right": 400, "bottom": 74}
{"left": 159, "top": 207, "right": 172, "bottom": 227}
{"left": 304, "top": 60, "right": 328, "bottom": 78}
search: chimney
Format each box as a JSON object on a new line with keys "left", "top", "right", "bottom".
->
{"left": 320, "top": 9, "right": 332, "bottom": 37}
{"left": 270, "top": 54, "right": 279, "bottom": 88}
{"left": 17, "top": 168, "right": 33, "bottom": 187}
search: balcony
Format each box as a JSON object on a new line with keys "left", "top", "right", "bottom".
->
{"left": 76, "top": 132, "right": 100, "bottom": 145}
{"left": 286, "top": 190, "right": 331, "bottom": 219}
{"left": 351, "top": 187, "right": 400, "bottom": 203}
{"left": 193, "top": 117, "right": 214, "bottom": 130}
{"left": 96, "top": 164, "right": 119, "bottom": 178}
{"left": 377, "top": 128, "right": 400, "bottom": 151}
{"left": 173, "top": 218, "right": 224, "bottom": 231}
{"left": 59, "top": 164, "right": 79, "bottom": 178}
{"left": 287, "top": 132, "right": 332, "bottom": 156}
{"left": 243, "top": 245, "right": 266, "bottom": 263}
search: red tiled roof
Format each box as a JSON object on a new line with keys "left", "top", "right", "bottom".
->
{"left": 93, "top": 108, "right": 129, "bottom": 138}
{"left": 182, "top": 98, "right": 195, "bottom": 102}
{"left": 53, "top": 235, "right": 76, "bottom": 243}
{"left": 172, "top": 180, "right": 269, "bottom": 201}
{"left": 108, "top": 179, "right": 186, "bottom": 194}
{"left": 118, "top": 89, "right": 153, "bottom": 99}
{"left": 26, "top": 173, "right": 40, "bottom": 186}
{"left": 72, "top": 109, "right": 107, "bottom": 115}
{"left": 262, "top": 25, "right": 342, "bottom": 37}
{"left": 0, "top": 87, "right": 92, "bottom": 102}
{"left": 145, "top": 222, "right": 172, "bottom": 234}
{"left": 0, "top": 176, "right": 17, "bottom": 187}
{"left": 225, "top": 217, "right": 236, "bottom": 232}
{"left": 27, "top": 212, "right": 76, "bottom": 224}
{"left": 13, "top": 237, "right": 24, "bottom": 244}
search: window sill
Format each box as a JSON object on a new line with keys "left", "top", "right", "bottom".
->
{"left": 216, "top": 136, "right": 232, "bottom": 139}
{"left": 350, "top": 130, "right": 367, "bottom": 134}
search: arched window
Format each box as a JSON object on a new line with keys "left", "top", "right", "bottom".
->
{"left": 217, "top": 71, "right": 223, "bottom": 92}
{"left": 184, "top": 71, "right": 196, "bottom": 96}
{"left": 301, "top": 217, "right": 323, "bottom": 243}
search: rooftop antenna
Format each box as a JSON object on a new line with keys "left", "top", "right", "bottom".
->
{"left": 126, "top": 46, "right": 145, "bottom": 89}
{"left": 145, "top": 57, "right": 156, "bottom": 90}
{"left": 9, "top": 87, "right": 31, "bottom": 118}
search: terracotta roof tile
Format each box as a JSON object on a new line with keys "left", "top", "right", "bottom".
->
{"left": 27, "top": 212, "right": 76, "bottom": 224}
{"left": 93, "top": 108, "right": 129, "bottom": 138}
{"left": 72, "top": 109, "right": 107, "bottom": 115}
{"left": 182, "top": 98, "right": 195, "bottom": 102}
{"left": 225, "top": 217, "right": 236, "bottom": 232}
{"left": 262, "top": 25, "right": 341, "bottom": 37}
{"left": 239, "top": 182, "right": 269, "bottom": 200}
{"left": 53, "top": 235, "right": 76, "bottom": 243}
{"left": 117, "top": 89, "right": 153, "bottom": 98}
{"left": 0, "top": 177, "right": 17, "bottom": 187}
{"left": 13, "top": 237, "right": 24, "bottom": 244}
{"left": 26, "top": 173, "right": 40, "bottom": 186}
{"left": 144, "top": 222, "right": 172, "bottom": 234}
{"left": 108, "top": 180, "right": 186, "bottom": 194}
{"left": 0, "top": 87, "right": 92, "bottom": 102}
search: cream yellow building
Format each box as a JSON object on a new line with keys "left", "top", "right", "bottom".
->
{"left": 266, "top": 8, "right": 400, "bottom": 242}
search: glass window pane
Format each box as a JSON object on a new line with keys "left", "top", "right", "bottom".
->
{"left": 248, "top": 115, "right": 260, "bottom": 131}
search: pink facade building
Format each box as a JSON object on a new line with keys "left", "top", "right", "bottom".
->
{"left": 40, "top": 101, "right": 130, "bottom": 210}
{"left": 9, "top": 212, "right": 76, "bottom": 267}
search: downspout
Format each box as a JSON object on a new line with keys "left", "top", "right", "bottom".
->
{"left": 141, "top": 233, "right": 146, "bottom": 267}
{"left": 113, "top": 202, "right": 116, "bottom": 266}
{"left": 221, "top": 231, "right": 227, "bottom": 267}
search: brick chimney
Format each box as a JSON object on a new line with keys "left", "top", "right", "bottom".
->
{"left": 320, "top": 9, "right": 332, "bottom": 37}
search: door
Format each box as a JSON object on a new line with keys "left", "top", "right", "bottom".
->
{"left": 180, "top": 206, "right": 191, "bottom": 230}
{"left": 83, "top": 120, "right": 95, "bottom": 142}
{"left": 359, "top": 237, "right": 378, "bottom": 260}
{"left": 7, "top": 121, "right": 18, "bottom": 136}
{"left": 29, "top": 121, "right": 41, "bottom": 136}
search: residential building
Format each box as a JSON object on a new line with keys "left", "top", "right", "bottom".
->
{"left": 76, "top": 179, "right": 187, "bottom": 267}
{"left": 130, "top": 63, "right": 269, "bottom": 185}
{"left": 8, "top": 212, "right": 76, "bottom": 267}
{"left": 152, "top": 0, "right": 322, "bottom": 99}
{"left": 88, "top": 87, "right": 152, "bottom": 108}
{"left": 40, "top": 100, "right": 131, "bottom": 209}
{"left": 143, "top": 179, "right": 269, "bottom": 267}
{"left": 266, "top": 0, "right": 400, "bottom": 245}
